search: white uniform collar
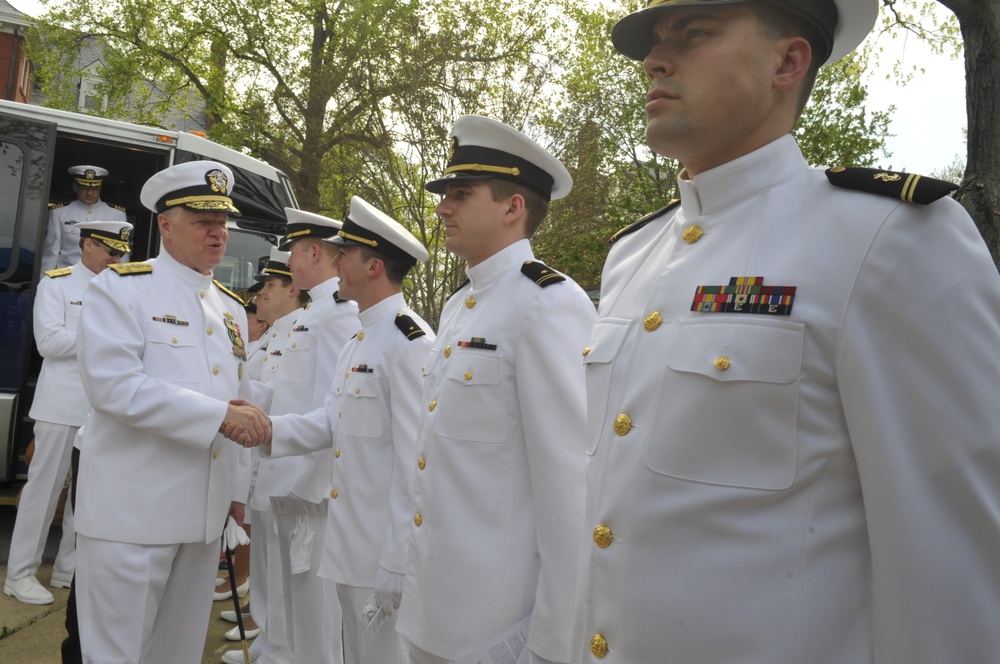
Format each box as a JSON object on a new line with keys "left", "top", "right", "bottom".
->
{"left": 677, "top": 135, "right": 808, "bottom": 218}
{"left": 72, "top": 259, "right": 100, "bottom": 281}
{"left": 307, "top": 275, "right": 340, "bottom": 303}
{"left": 466, "top": 238, "right": 534, "bottom": 290}
{"left": 155, "top": 248, "right": 217, "bottom": 288}
{"left": 359, "top": 291, "right": 406, "bottom": 330}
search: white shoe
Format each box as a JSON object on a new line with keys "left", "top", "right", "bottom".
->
{"left": 4, "top": 575, "right": 55, "bottom": 605}
{"left": 214, "top": 578, "right": 249, "bottom": 601}
{"left": 221, "top": 648, "right": 259, "bottom": 664}
{"left": 50, "top": 569, "right": 74, "bottom": 589}
{"left": 225, "top": 624, "right": 260, "bottom": 641}
{"left": 220, "top": 609, "right": 252, "bottom": 623}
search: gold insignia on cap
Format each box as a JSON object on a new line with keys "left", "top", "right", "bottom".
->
{"left": 206, "top": 169, "right": 229, "bottom": 193}
{"left": 84, "top": 169, "right": 96, "bottom": 179}
{"left": 874, "top": 172, "right": 902, "bottom": 182}
{"left": 447, "top": 136, "right": 457, "bottom": 164}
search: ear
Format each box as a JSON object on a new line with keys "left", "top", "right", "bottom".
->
{"left": 157, "top": 212, "right": 172, "bottom": 239}
{"left": 773, "top": 36, "right": 812, "bottom": 93}
{"left": 367, "top": 256, "right": 385, "bottom": 279}
{"left": 502, "top": 193, "right": 526, "bottom": 229}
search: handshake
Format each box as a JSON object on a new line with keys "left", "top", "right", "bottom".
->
{"left": 220, "top": 399, "right": 271, "bottom": 447}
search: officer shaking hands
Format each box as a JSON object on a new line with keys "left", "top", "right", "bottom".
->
{"left": 74, "top": 161, "right": 268, "bottom": 664}
{"left": 575, "top": 1, "right": 1000, "bottom": 662}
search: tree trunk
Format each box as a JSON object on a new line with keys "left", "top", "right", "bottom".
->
{"left": 940, "top": 0, "right": 1000, "bottom": 266}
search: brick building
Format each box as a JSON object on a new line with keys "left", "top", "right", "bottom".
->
{"left": 0, "top": 0, "right": 33, "bottom": 103}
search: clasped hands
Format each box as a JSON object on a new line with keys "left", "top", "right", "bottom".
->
{"left": 220, "top": 399, "right": 271, "bottom": 447}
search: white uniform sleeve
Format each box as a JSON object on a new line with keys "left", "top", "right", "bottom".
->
{"left": 838, "top": 198, "right": 1000, "bottom": 662}
{"left": 518, "top": 285, "right": 595, "bottom": 663}
{"left": 33, "top": 276, "right": 76, "bottom": 358}
{"left": 40, "top": 211, "right": 61, "bottom": 273}
{"left": 267, "top": 402, "right": 332, "bottom": 459}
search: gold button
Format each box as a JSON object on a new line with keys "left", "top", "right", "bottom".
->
{"left": 714, "top": 356, "right": 731, "bottom": 371}
{"left": 414, "top": 512, "right": 422, "bottom": 527}
{"left": 206, "top": 327, "right": 213, "bottom": 335}
{"left": 582, "top": 347, "right": 591, "bottom": 356}
{"left": 465, "top": 296, "right": 476, "bottom": 309}
{"left": 355, "top": 388, "right": 361, "bottom": 394}
{"left": 171, "top": 337, "right": 178, "bottom": 344}
{"left": 291, "top": 343, "right": 297, "bottom": 349}
{"left": 428, "top": 400, "right": 437, "bottom": 412}
{"left": 331, "top": 489, "right": 338, "bottom": 499}
{"left": 334, "top": 449, "right": 340, "bottom": 458}
{"left": 338, "top": 409, "right": 343, "bottom": 418}
{"left": 345, "top": 372, "right": 350, "bottom": 378}
{"left": 199, "top": 290, "right": 205, "bottom": 299}
{"left": 212, "top": 366, "right": 219, "bottom": 375}
{"left": 590, "top": 634, "right": 608, "bottom": 658}
{"left": 682, "top": 225, "right": 704, "bottom": 243}
{"left": 593, "top": 525, "right": 613, "bottom": 548}
{"left": 418, "top": 456, "right": 426, "bottom": 470}
{"left": 464, "top": 371, "right": 473, "bottom": 381}
{"left": 444, "top": 345, "right": 451, "bottom": 358}
{"left": 643, "top": 312, "right": 662, "bottom": 331}
{"left": 212, "top": 450, "right": 219, "bottom": 459}
{"left": 357, "top": 331, "right": 365, "bottom": 341}
{"left": 613, "top": 413, "right": 632, "bottom": 436}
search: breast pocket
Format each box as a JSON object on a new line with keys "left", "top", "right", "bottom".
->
{"left": 434, "top": 353, "right": 506, "bottom": 444}
{"left": 340, "top": 374, "right": 383, "bottom": 438}
{"left": 583, "top": 318, "right": 632, "bottom": 454}
{"left": 144, "top": 323, "right": 200, "bottom": 384}
{"left": 646, "top": 318, "right": 804, "bottom": 490}
{"left": 279, "top": 332, "right": 313, "bottom": 383}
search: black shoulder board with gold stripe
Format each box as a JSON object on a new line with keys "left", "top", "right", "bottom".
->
{"left": 609, "top": 199, "right": 680, "bottom": 246}
{"left": 111, "top": 203, "right": 126, "bottom": 212}
{"left": 48, "top": 202, "right": 66, "bottom": 210}
{"left": 44, "top": 267, "right": 73, "bottom": 278}
{"left": 520, "top": 261, "right": 565, "bottom": 288}
{"left": 826, "top": 167, "right": 957, "bottom": 205}
{"left": 109, "top": 261, "right": 152, "bottom": 276}
{"left": 334, "top": 290, "right": 347, "bottom": 303}
{"left": 395, "top": 313, "right": 427, "bottom": 340}
{"left": 213, "top": 280, "right": 244, "bottom": 304}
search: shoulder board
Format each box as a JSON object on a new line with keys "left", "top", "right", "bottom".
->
{"left": 48, "top": 202, "right": 66, "bottom": 210}
{"left": 111, "top": 203, "right": 126, "bottom": 212}
{"left": 109, "top": 262, "right": 152, "bottom": 276}
{"left": 825, "top": 167, "right": 957, "bottom": 205}
{"left": 213, "top": 280, "right": 245, "bottom": 304}
{"left": 609, "top": 199, "right": 680, "bottom": 246}
{"left": 333, "top": 290, "right": 347, "bottom": 303}
{"left": 44, "top": 267, "right": 73, "bottom": 278}
{"left": 394, "top": 313, "right": 428, "bottom": 340}
{"left": 449, "top": 278, "right": 470, "bottom": 299}
{"left": 520, "top": 260, "right": 565, "bottom": 288}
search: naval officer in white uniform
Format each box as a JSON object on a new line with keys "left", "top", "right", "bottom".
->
{"left": 243, "top": 195, "right": 434, "bottom": 664}
{"left": 575, "top": 1, "right": 1000, "bottom": 662}
{"left": 4, "top": 220, "right": 132, "bottom": 606}
{"left": 74, "top": 161, "right": 268, "bottom": 664}
{"left": 395, "top": 116, "right": 596, "bottom": 664}
{"left": 42, "top": 165, "right": 127, "bottom": 271}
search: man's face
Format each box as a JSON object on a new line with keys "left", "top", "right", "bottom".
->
{"left": 434, "top": 179, "right": 512, "bottom": 267}
{"left": 246, "top": 312, "right": 269, "bottom": 342}
{"left": 254, "top": 275, "right": 299, "bottom": 324}
{"left": 81, "top": 238, "right": 123, "bottom": 273}
{"left": 75, "top": 184, "right": 101, "bottom": 206}
{"left": 334, "top": 246, "right": 369, "bottom": 302}
{"left": 642, "top": 5, "right": 786, "bottom": 175}
{"left": 159, "top": 208, "right": 229, "bottom": 275}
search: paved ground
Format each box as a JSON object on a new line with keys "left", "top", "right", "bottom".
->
{"left": 0, "top": 502, "right": 252, "bottom": 664}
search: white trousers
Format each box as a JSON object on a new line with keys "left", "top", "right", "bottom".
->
{"left": 76, "top": 534, "right": 218, "bottom": 664}
{"left": 247, "top": 506, "right": 292, "bottom": 663}
{"left": 339, "top": 583, "right": 404, "bottom": 664}
{"left": 273, "top": 503, "right": 343, "bottom": 664}
{"left": 7, "top": 421, "right": 77, "bottom": 579}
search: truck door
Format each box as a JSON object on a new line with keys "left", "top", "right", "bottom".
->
{"left": 0, "top": 114, "right": 56, "bottom": 482}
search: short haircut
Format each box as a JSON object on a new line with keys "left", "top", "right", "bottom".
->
{"left": 359, "top": 245, "right": 413, "bottom": 285}
{"left": 486, "top": 178, "right": 551, "bottom": 237}
{"left": 267, "top": 274, "right": 310, "bottom": 306}
{"left": 749, "top": 0, "right": 824, "bottom": 117}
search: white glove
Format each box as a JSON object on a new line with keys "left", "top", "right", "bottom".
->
{"left": 373, "top": 567, "right": 404, "bottom": 616}
{"left": 361, "top": 593, "right": 380, "bottom": 622}
{"left": 223, "top": 515, "right": 250, "bottom": 551}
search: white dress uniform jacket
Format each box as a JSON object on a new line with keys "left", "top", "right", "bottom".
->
{"left": 42, "top": 200, "right": 127, "bottom": 271}
{"left": 396, "top": 240, "right": 596, "bottom": 663}
{"left": 76, "top": 250, "right": 251, "bottom": 545}
{"left": 29, "top": 262, "right": 98, "bottom": 426}
{"left": 575, "top": 135, "right": 1000, "bottom": 663}
{"left": 268, "top": 292, "right": 434, "bottom": 584}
